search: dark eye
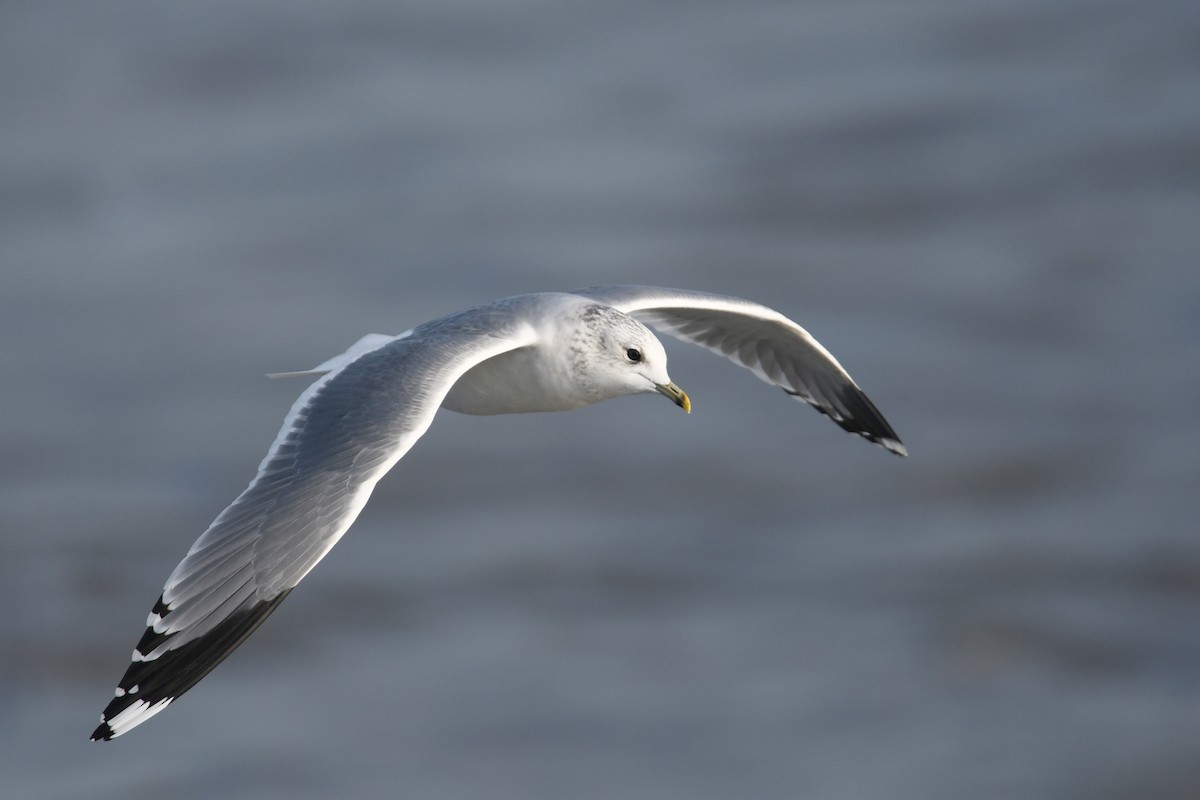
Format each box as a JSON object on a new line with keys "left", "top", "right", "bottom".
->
{"left": 625, "top": 347, "right": 642, "bottom": 363}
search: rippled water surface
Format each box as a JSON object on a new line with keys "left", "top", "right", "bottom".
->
{"left": 3, "top": 2, "right": 1198, "bottom": 798}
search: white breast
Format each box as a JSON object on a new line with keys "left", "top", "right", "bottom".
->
{"left": 441, "top": 345, "right": 595, "bottom": 415}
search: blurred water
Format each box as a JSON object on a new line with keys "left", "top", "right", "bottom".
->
{"left": 3, "top": 1, "right": 1199, "bottom": 798}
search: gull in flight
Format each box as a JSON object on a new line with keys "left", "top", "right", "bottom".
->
{"left": 91, "top": 285, "right": 905, "bottom": 740}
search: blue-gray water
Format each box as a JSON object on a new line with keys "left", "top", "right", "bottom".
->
{"left": 3, "top": 2, "right": 1198, "bottom": 798}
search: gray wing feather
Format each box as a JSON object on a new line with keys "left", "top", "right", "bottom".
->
{"left": 164, "top": 311, "right": 537, "bottom": 641}
{"left": 92, "top": 309, "right": 537, "bottom": 739}
{"left": 575, "top": 285, "right": 906, "bottom": 455}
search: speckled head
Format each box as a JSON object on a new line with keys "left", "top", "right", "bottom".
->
{"left": 572, "top": 303, "right": 689, "bottom": 411}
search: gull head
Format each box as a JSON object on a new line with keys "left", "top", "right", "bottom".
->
{"left": 577, "top": 304, "right": 690, "bottom": 413}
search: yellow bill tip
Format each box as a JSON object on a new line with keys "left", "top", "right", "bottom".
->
{"left": 655, "top": 381, "right": 691, "bottom": 413}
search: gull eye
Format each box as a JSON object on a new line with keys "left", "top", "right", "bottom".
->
{"left": 625, "top": 347, "right": 642, "bottom": 363}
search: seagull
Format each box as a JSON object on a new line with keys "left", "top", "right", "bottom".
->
{"left": 91, "top": 285, "right": 905, "bottom": 741}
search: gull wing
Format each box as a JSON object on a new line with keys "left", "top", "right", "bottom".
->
{"left": 92, "top": 314, "right": 537, "bottom": 740}
{"left": 575, "top": 285, "right": 905, "bottom": 456}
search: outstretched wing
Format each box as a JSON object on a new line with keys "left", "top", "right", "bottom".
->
{"left": 92, "top": 314, "right": 537, "bottom": 740}
{"left": 575, "top": 285, "right": 905, "bottom": 456}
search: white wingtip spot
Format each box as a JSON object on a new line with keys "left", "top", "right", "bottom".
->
{"left": 103, "top": 697, "right": 174, "bottom": 739}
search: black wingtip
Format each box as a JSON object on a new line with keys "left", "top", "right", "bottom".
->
{"left": 91, "top": 588, "right": 293, "bottom": 740}
{"left": 785, "top": 385, "right": 906, "bottom": 456}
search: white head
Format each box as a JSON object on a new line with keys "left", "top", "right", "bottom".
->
{"left": 573, "top": 304, "right": 691, "bottom": 411}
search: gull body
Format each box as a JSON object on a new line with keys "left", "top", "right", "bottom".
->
{"left": 91, "top": 285, "right": 903, "bottom": 741}
{"left": 440, "top": 293, "right": 678, "bottom": 414}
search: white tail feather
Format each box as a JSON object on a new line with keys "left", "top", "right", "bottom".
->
{"left": 265, "top": 332, "right": 399, "bottom": 381}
